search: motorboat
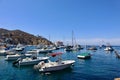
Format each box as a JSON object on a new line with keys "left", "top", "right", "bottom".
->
{"left": 37, "top": 60, "right": 75, "bottom": 72}
{"left": 13, "top": 44, "right": 25, "bottom": 51}
{"left": 5, "top": 53, "right": 32, "bottom": 61}
{"left": 0, "top": 45, "right": 15, "bottom": 56}
{"left": 26, "top": 49, "right": 39, "bottom": 54}
{"left": 34, "top": 52, "right": 75, "bottom": 72}
{"left": 104, "top": 46, "right": 114, "bottom": 51}
{"left": 5, "top": 49, "right": 16, "bottom": 55}
{"left": 38, "top": 48, "right": 53, "bottom": 53}
{"left": 15, "top": 47, "right": 24, "bottom": 51}
{"left": 0, "top": 48, "right": 6, "bottom": 56}
{"left": 13, "top": 56, "right": 49, "bottom": 66}
{"left": 104, "top": 43, "right": 114, "bottom": 51}
{"left": 27, "top": 48, "right": 53, "bottom": 53}
{"left": 87, "top": 46, "right": 97, "bottom": 50}
{"left": 114, "top": 51, "right": 120, "bottom": 58}
{"left": 77, "top": 52, "right": 91, "bottom": 59}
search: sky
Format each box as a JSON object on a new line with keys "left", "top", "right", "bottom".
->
{"left": 0, "top": 0, "right": 120, "bottom": 45}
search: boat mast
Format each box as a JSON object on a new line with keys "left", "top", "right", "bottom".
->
{"left": 72, "top": 30, "right": 74, "bottom": 46}
{"left": 72, "top": 30, "right": 76, "bottom": 47}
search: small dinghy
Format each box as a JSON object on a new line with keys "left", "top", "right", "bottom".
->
{"left": 77, "top": 52, "right": 91, "bottom": 59}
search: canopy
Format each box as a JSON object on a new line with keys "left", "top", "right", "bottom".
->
{"left": 49, "top": 52, "right": 63, "bottom": 57}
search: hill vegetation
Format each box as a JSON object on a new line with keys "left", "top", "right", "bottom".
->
{"left": 0, "top": 28, "right": 53, "bottom": 45}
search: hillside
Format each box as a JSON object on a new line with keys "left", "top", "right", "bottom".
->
{"left": 0, "top": 28, "right": 53, "bottom": 45}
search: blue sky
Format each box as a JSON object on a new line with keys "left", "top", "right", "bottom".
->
{"left": 0, "top": 0, "right": 120, "bottom": 45}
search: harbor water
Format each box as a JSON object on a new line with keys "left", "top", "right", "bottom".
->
{"left": 0, "top": 46, "right": 120, "bottom": 80}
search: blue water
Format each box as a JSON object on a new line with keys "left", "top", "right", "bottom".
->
{"left": 0, "top": 46, "right": 120, "bottom": 80}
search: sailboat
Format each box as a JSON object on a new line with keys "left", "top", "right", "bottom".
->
{"left": 64, "top": 31, "right": 82, "bottom": 51}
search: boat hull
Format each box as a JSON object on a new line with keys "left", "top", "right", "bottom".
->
{"left": 5, "top": 54, "right": 32, "bottom": 61}
{"left": 18, "top": 57, "right": 49, "bottom": 66}
{"left": 5, "top": 56, "right": 21, "bottom": 60}
{"left": 19, "top": 59, "right": 47, "bottom": 66}
{"left": 77, "top": 55, "right": 91, "bottom": 59}
{"left": 39, "top": 60, "right": 75, "bottom": 72}
{"left": 0, "top": 50, "right": 6, "bottom": 56}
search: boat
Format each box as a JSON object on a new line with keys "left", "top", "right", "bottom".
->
{"left": 15, "top": 47, "right": 24, "bottom": 51}
{"left": 104, "top": 43, "right": 114, "bottom": 51}
{"left": 0, "top": 45, "right": 16, "bottom": 56}
{"left": 13, "top": 44, "right": 25, "bottom": 51}
{"left": 5, "top": 48, "right": 17, "bottom": 55}
{"left": 114, "top": 51, "right": 120, "bottom": 58}
{"left": 5, "top": 53, "right": 32, "bottom": 61}
{"left": 64, "top": 31, "right": 81, "bottom": 51}
{"left": 13, "top": 56, "right": 49, "bottom": 66}
{"left": 75, "top": 45, "right": 84, "bottom": 50}
{"left": 104, "top": 46, "right": 114, "bottom": 51}
{"left": 114, "top": 78, "right": 120, "bottom": 80}
{"left": 64, "top": 45, "right": 73, "bottom": 51}
{"left": 38, "top": 48, "right": 53, "bottom": 53}
{"left": 77, "top": 52, "right": 91, "bottom": 59}
{"left": 87, "top": 46, "right": 97, "bottom": 50}
{"left": 64, "top": 45, "right": 80, "bottom": 51}
{"left": 28, "top": 48, "right": 53, "bottom": 53}
{"left": 0, "top": 48, "right": 6, "bottom": 56}
{"left": 26, "top": 49, "right": 39, "bottom": 54}
{"left": 34, "top": 52, "right": 75, "bottom": 72}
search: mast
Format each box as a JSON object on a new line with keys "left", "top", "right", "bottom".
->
{"left": 72, "top": 30, "right": 74, "bottom": 46}
{"left": 72, "top": 30, "right": 76, "bottom": 46}
{"left": 48, "top": 35, "right": 50, "bottom": 41}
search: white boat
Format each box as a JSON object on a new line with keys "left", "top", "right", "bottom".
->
{"left": 38, "top": 48, "right": 53, "bottom": 53}
{"left": 0, "top": 45, "right": 16, "bottom": 56}
{"left": 87, "top": 46, "right": 97, "bottom": 50}
{"left": 15, "top": 47, "right": 24, "bottom": 51}
{"left": 5, "top": 54, "right": 32, "bottom": 61}
{"left": 27, "top": 48, "right": 53, "bottom": 53}
{"left": 104, "top": 43, "right": 114, "bottom": 51}
{"left": 38, "top": 60, "right": 75, "bottom": 72}
{"left": 26, "top": 49, "right": 39, "bottom": 54}
{"left": 13, "top": 56, "right": 49, "bottom": 66}
{"left": 104, "top": 46, "right": 114, "bottom": 51}
{"left": 34, "top": 52, "right": 75, "bottom": 72}
{"left": 14, "top": 44, "right": 25, "bottom": 51}
{"left": 5, "top": 49, "right": 16, "bottom": 55}
{"left": 0, "top": 49, "right": 6, "bottom": 56}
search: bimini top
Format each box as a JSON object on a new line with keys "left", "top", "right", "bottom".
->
{"left": 49, "top": 52, "right": 63, "bottom": 57}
